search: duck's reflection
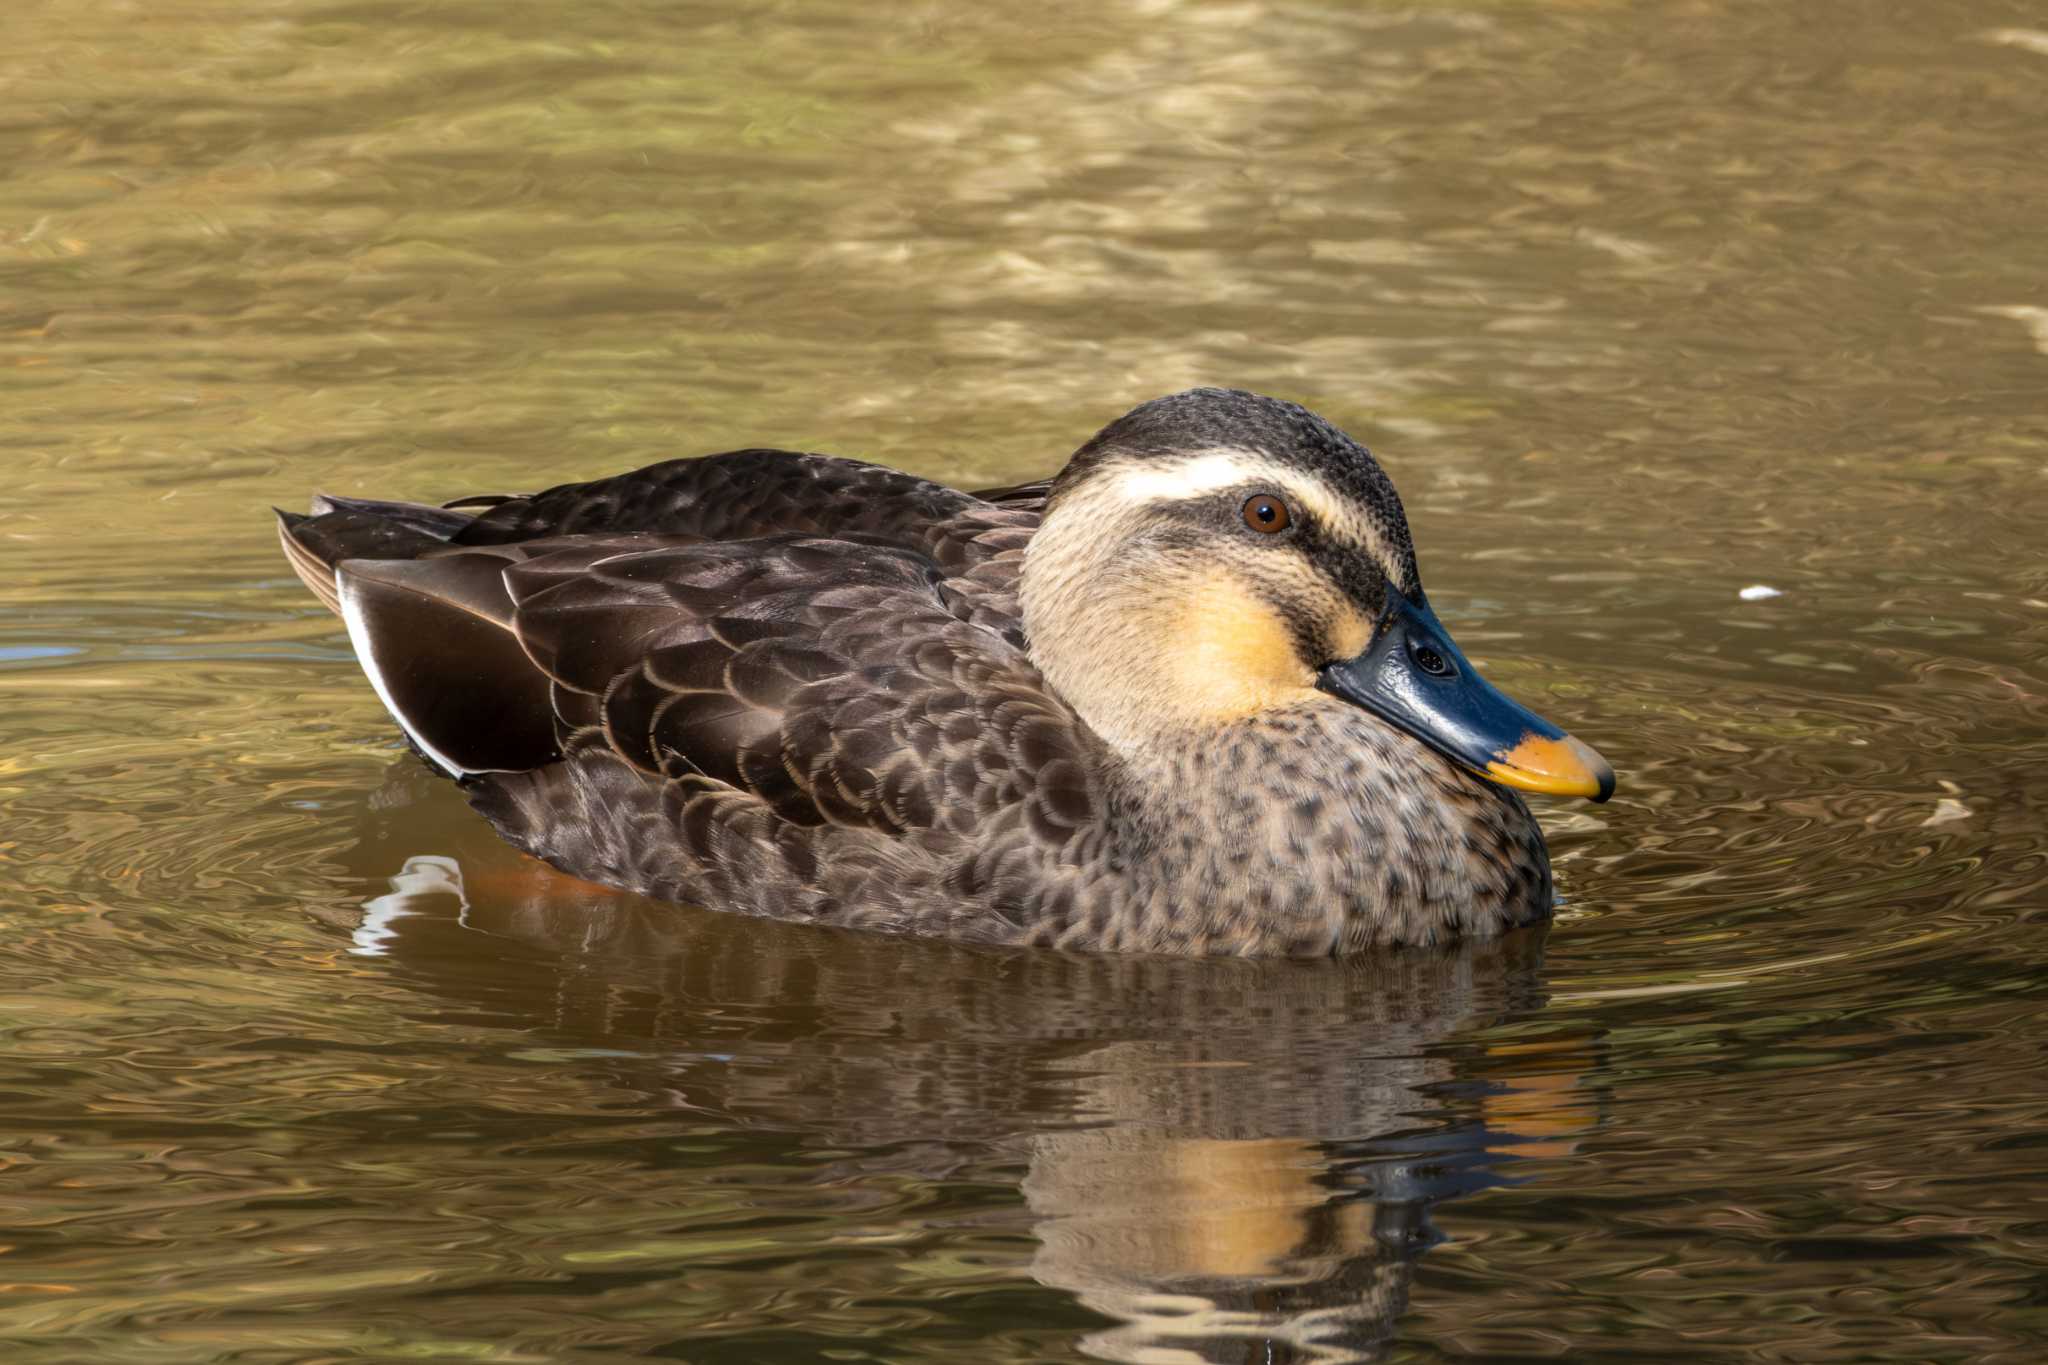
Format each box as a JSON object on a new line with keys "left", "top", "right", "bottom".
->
{"left": 319, "top": 782, "right": 1594, "bottom": 1364}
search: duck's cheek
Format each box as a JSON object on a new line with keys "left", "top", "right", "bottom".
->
{"left": 1155, "top": 574, "right": 1320, "bottom": 721}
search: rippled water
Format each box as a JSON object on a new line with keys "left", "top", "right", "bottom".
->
{"left": 5, "top": 1, "right": 2048, "bottom": 1359}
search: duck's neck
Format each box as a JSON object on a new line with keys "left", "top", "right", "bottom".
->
{"left": 1097, "top": 700, "right": 1553, "bottom": 953}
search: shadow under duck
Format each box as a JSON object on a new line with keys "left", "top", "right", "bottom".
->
{"left": 277, "top": 388, "right": 1613, "bottom": 955}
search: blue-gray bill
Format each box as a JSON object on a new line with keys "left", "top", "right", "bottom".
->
{"left": 1315, "top": 591, "right": 1615, "bottom": 802}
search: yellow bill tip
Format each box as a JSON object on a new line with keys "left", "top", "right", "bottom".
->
{"left": 1484, "top": 732, "right": 1615, "bottom": 802}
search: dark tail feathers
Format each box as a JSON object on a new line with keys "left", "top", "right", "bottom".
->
{"left": 275, "top": 495, "right": 478, "bottom": 617}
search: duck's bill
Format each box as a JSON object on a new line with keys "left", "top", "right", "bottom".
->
{"left": 1315, "top": 591, "right": 1615, "bottom": 803}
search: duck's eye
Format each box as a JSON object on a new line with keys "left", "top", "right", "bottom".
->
{"left": 1241, "top": 494, "right": 1292, "bottom": 534}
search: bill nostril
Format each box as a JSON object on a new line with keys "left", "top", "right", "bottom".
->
{"left": 1412, "top": 643, "right": 1449, "bottom": 676}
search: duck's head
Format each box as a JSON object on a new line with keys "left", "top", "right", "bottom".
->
{"left": 1020, "top": 387, "right": 1613, "bottom": 802}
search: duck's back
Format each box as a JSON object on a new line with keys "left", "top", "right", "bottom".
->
{"left": 278, "top": 449, "right": 1106, "bottom": 945}
{"left": 450, "top": 449, "right": 1035, "bottom": 563}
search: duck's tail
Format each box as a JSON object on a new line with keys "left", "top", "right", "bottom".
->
{"left": 277, "top": 493, "right": 561, "bottom": 778}
{"left": 274, "top": 495, "right": 480, "bottom": 617}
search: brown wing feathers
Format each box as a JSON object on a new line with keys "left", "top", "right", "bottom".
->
{"left": 280, "top": 444, "right": 1105, "bottom": 933}
{"left": 515, "top": 537, "right": 986, "bottom": 831}
{"left": 279, "top": 447, "right": 1101, "bottom": 933}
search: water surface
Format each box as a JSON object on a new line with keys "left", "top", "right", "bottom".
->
{"left": 4, "top": 1, "right": 2047, "bottom": 1359}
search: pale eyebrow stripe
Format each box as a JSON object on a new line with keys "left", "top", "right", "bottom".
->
{"left": 1096, "top": 449, "right": 1269, "bottom": 503}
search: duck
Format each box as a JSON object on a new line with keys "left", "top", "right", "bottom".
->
{"left": 276, "top": 387, "right": 1613, "bottom": 956}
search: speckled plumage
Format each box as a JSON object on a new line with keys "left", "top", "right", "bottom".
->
{"left": 278, "top": 389, "right": 1561, "bottom": 955}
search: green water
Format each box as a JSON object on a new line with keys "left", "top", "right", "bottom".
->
{"left": 4, "top": 1, "right": 2047, "bottom": 1359}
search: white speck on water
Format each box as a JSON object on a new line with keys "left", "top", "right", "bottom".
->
{"left": 1738, "top": 585, "right": 1783, "bottom": 601}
